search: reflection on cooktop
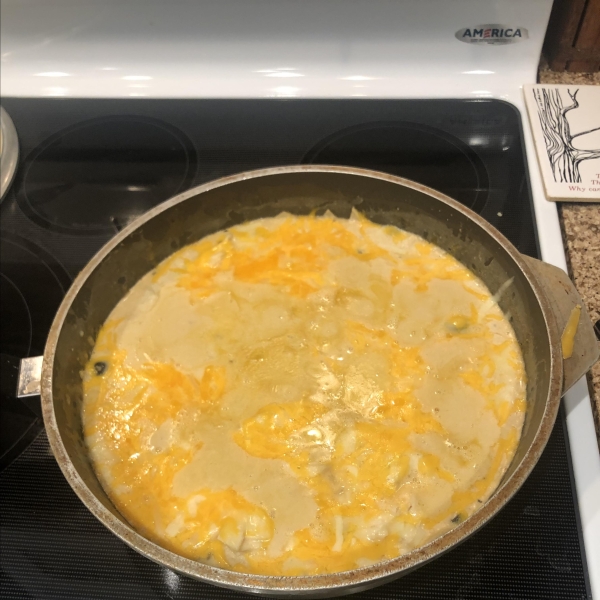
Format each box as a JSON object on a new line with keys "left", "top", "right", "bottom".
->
{"left": 303, "top": 121, "right": 489, "bottom": 212}
{"left": 0, "top": 234, "right": 71, "bottom": 470}
{"left": 17, "top": 116, "right": 198, "bottom": 234}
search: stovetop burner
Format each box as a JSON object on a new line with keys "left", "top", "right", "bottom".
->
{"left": 0, "top": 97, "right": 588, "bottom": 600}
{"left": 303, "top": 121, "right": 489, "bottom": 212}
{"left": 17, "top": 116, "right": 198, "bottom": 234}
{"left": 0, "top": 233, "right": 71, "bottom": 471}
{"left": 0, "top": 233, "right": 71, "bottom": 357}
{"left": 1, "top": 275, "right": 31, "bottom": 358}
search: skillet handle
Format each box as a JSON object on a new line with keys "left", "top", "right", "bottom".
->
{"left": 17, "top": 356, "right": 43, "bottom": 398}
{"left": 522, "top": 256, "right": 599, "bottom": 394}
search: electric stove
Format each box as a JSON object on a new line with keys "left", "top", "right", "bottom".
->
{"left": 1, "top": 1, "right": 599, "bottom": 598}
{"left": 0, "top": 96, "right": 592, "bottom": 600}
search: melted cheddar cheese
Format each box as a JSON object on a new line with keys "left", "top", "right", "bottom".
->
{"left": 82, "top": 210, "right": 526, "bottom": 576}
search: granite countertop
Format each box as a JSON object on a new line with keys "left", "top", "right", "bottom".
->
{"left": 538, "top": 66, "right": 600, "bottom": 447}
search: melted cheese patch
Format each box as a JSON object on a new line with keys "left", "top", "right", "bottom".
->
{"left": 82, "top": 211, "right": 526, "bottom": 576}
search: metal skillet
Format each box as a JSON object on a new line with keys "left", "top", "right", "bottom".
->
{"left": 22, "top": 166, "right": 599, "bottom": 597}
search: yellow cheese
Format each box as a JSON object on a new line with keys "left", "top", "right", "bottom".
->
{"left": 561, "top": 304, "right": 581, "bottom": 359}
{"left": 82, "top": 211, "right": 526, "bottom": 576}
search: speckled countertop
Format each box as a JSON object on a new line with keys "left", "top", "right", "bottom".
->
{"left": 538, "top": 66, "right": 600, "bottom": 447}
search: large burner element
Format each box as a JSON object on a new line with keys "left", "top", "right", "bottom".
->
{"left": 0, "top": 234, "right": 71, "bottom": 471}
{"left": 0, "top": 234, "right": 71, "bottom": 358}
{"left": 303, "top": 122, "right": 489, "bottom": 212}
{"left": 17, "top": 116, "right": 198, "bottom": 234}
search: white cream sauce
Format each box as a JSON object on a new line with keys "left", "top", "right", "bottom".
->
{"left": 82, "top": 211, "right": 526, "bottom": 576}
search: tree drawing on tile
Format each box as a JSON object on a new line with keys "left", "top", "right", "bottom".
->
{"left": 533, "top": 87, "right": 600, "bottom": 183}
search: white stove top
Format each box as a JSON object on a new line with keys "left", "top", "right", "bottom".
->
{"left": 2, "top": 0, "right": 599, "bottom": 594}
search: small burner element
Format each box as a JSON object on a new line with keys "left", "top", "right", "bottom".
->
{"left": 303, "top": 121, "right": 489, "bottom": 212}
{"left": 17, "top": 116, "right": 198, "bottom": 234}
{"left": 0, "top": 234, "right": 71, "bottom": 470}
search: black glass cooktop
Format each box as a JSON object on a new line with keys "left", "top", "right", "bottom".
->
{"left": 0, "top": 98, "right": 589, "bottom": 599}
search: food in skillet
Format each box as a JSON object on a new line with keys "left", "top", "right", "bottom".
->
{"left": 82, "top": 211, "right": 526, "bottom": 576}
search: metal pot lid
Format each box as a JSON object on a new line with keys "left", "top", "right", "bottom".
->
{"left": 0, "top": 106, "right": 19, "bottom": 201}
